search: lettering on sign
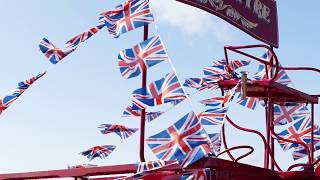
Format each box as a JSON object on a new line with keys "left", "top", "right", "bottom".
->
{"left": 177, "top": 0, "right": 279, "bottom": 47}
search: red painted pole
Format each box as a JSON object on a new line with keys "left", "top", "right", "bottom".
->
{"left": 264, "top": 102, "right": 269, "bottom": 169}
{"left": 265, "top": 91, "right": 275, "bottom": 170}
{"left": 139, "top": 25, "right": 149, "bottom": 162}
{"left": 270, "top": 99, "right": 275, "bottom": 170}
{"left": 311, "top": 103, "right": 315, "bottom": 164}
{"left": 268, "top": 46, "right": 275, "bottom": 170}
{"left": 224, "top": 46, "right": 230, "bottom": 67}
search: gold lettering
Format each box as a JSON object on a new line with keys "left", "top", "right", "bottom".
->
{"left": 245, "top": 0, "right": 252, "bottom": 9}
{"left": 253, "top": 0, "right": 263, "bottom": 19}
{"left": 262, "top": 5, "right": 271, "bottom": 22}
{"left": 253, "top": 0, "right": 271, "bottom": 23}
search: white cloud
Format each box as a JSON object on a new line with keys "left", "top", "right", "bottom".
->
{"left": 150, "top": 0, "right": 236, "bottom": 42}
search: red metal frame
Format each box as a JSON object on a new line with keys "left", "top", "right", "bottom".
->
{"left": 225, "top": 115, "right": 283, "bottom": 171}
{"left": 312, "top": 103, "right": 315, "bottom": 163}
{"left": 222, "top": 44, "right": 319, "bottom": 172}
{"left": 2, "top": 43, "right": 319, "bottom": 179}
{"left": 139, "top": 25, "right": 149, "bottom": 162}
{"left": 2, "top": 0, "right": 320, "bottom": 176}
{"left": 217, "top": 145, "right": 254, "bottom": 162}
{"left": 2, "top": 157, "right": 319, "bottom": 180}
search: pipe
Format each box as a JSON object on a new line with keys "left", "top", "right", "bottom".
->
{"left": 139, "top": 24, "right": 149, "bottom": 162}
{"left": 221, "top": 124, "right": 236, "bottom": 161}
{"left": 287, "top": 163, "right": 312, "bottom": 172}
{"left": 216, "top": 145, "right": 254, "bottom": 162}
{"left": 280, "top": 67, "right": 320, "bottom": 74}
{"left": 225, "top": 115, "right": 282, "bottom": 171}
{"left": 287, "top": 158, "right": 320, "bottom": 171}
{"left": 223, "top": 45, "right": 284, "bottom": 83}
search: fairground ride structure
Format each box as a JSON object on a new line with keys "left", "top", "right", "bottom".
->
{"left": 0, "top": 0, "right": 319, "bottom": 179}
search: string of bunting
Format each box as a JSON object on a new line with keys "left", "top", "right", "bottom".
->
{"left": 0, "top": 0, "right": 318, "bottom": 176}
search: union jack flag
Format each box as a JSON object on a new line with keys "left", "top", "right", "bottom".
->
{"left": 198, "top": 107, "right": 228, "bottom": 125}
{"left": 274, "top": 103, "right": 309, "bottom": 126}
{"left": 183, "top": 77, "right": 220, "bottom": 91}
{"left": 123, "top": 105, "right": 141, "bottom": 117}
{"left": 132, "top": 72, "right": 186, "bottom": 108}
{"left": 204, "top": 59, "right": 251, "bottom": 79}
{"left": 118, "top": 35, "right": 168, "bottom": 79}
{"left": 290, "top": 140, "right": 320, "bottom": 161}
{"left": 130, "top": 98, "right": 183, "bottom": 114}
{"left": 209, "top": 133, "right": 221, "bottom": 155}
{"left": 136, "top": 159, "right": 166, "bottom": 174}
{"left": 65, "top": 24, "right": 104, "bottom": 49}
{"left": 180, "top": 144, "right": 211, "bottom": 168}
{"left": 98, "top": 124, "right": 138, "bottom": 140}
{"left": 236, "top": 94, "right": 259, "bottom": 110}
{"left": 229, "top": 59, "right": 251, "bottom": 70}
{"left": 171, "top": 99, "right": 185, "bottom": 106}
{"left": 181, "top": 168, "right": 211, "bottom": 180}
{"left": 203, "top": 64, "right": 229, "bottom": 78}
{"left": 39, "top": 38, "right": 74, "bottom": 64}
{"left": 135, "top": 160, "right": 178, "bottom": 174}
{"left": 253, "top": 51, "right": 291, "bottom": 85}
{"left": 0, "top": 72, "right": 46, "bottom": 116}
{"left": 200, "top": 90, "right": 234, "bottom": 108}
{"left": 211, "top": 59, "right": 227, "bottom": 66}
{"left": 273, "top": 68, "right": 292, "bottom": 85}
{"left": 146, "top": 112, "right": 212, "bottom": 165}
{"left": 122, "top": 106, "right": 164, "bottom": 122}
{"left": 211, "top": 59, "right": 251, "bottom": 70}
{"left": 300, "top": 126, "right": 320, "bottom": 147}
{"left": 146, "top": 111, "right": 164, "bottom": 122}
{"left": 131, "top": 99, "right": 169, "bottom": 112}
{"left": 99, "top": 0, "right": 154, "bottom": 38}
{"left": 253, "top": 63, "right": 291, "bottom": 85}
{"left": 80, "top": 145, "right": 116, "bottom": 161}
{"left": 276, "top": 117, "right": 317, "bottom": 151}
{"left": 132, "top": 96, "right": 148, "bottom": 110}
{"left": 237, "top": 52, "right": 291, "bottom": 111}
{"left": 291, "top": 146, "right": 308, "bottom": 161}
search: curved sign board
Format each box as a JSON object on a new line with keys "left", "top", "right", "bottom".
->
{"left": 176, "top": 0, "right": 279, "bottom": 48}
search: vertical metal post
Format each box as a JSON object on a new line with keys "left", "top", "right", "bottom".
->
{"left": 224, "top": 47, "right": 229, "bottom": 67}
{"left": 265, "top": 91, "right": 274, "bottom": 170}
{"left": 264, "top": 100, "right": 269, "bottom": 169}
{"left": 311, "top": 103, "right": 315, "bottom": 164}
{"left": 268, "top": 45, "right": 275, "bottom": 170}
{"left": 139, "top": 25, "right": 149, "bottom": 162}
{"left": 269, "top": 100, "right": 275, "bottom": 170}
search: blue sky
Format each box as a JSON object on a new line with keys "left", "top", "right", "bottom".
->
{"left": 0, "top": 0, "right": 319, "bottom": 174}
